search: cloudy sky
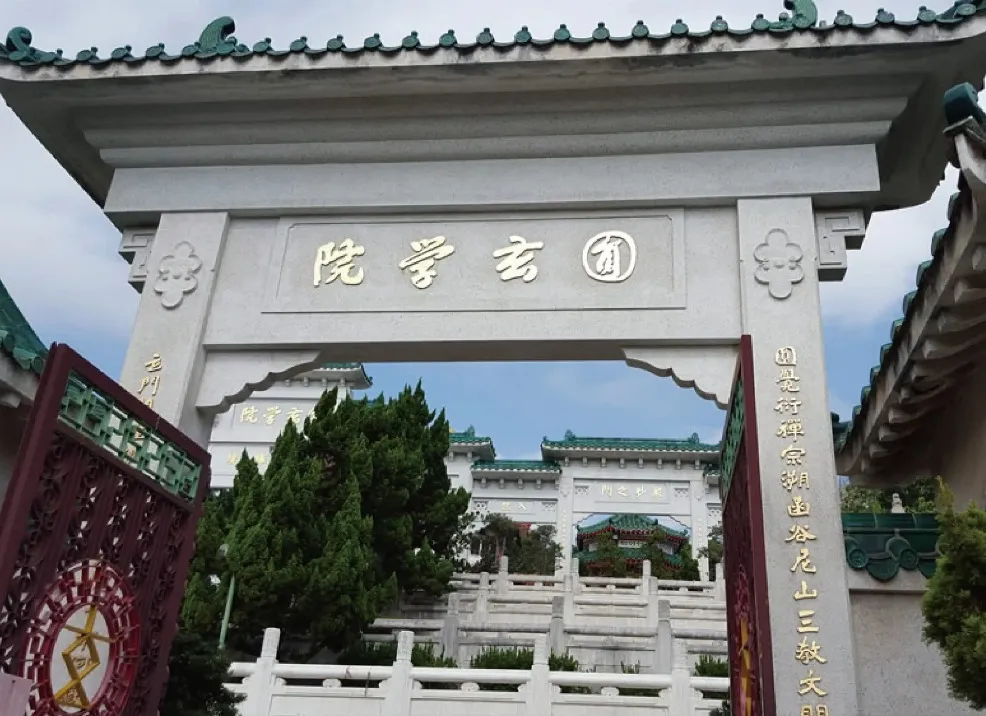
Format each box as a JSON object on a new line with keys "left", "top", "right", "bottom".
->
{"left": 0, "top": 0, "right": 964, "bottom": 460}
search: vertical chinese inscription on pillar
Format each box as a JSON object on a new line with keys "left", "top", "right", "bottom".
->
{"left": 130, "top": 353, "right": 164, "bottom": 457}
{"left": 772, "top": 346, "right": 830, "bottom": 713}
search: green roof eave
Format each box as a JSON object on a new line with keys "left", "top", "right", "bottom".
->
{"left": 542, "top": 430, "right": 720, "bottom": 456}
{"left": 2, "top": 3, "right": 984, "bottom": 72}
{"left": 0, "top": 277, "right": 47, "bottom": 376}
{"left": 841, "top": 512, "right": 940, "bottom": 582}
{"left": 471, "top": 459, "right": 561, "bottom": 474}
{"left": 835, "top": 81, "right": 986, "bottom": 473}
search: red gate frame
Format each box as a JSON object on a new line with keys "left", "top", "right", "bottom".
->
{"left": 0, "top": 343, "right": 211, "bottom": 715}
{"left": 719, "top": 335, "right": 776, "bottom": 716}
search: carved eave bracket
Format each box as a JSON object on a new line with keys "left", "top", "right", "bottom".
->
{"left": 622, "top": 345, "right": 737, "bottom": 409}
{"left": 815, "top": 209, "right": 867, "bottom": 282}
{"left": 837, "top": 127, "right": 986, "bottom": 482}
{"left": 195, "top": 350, "right": 328, "bottom": 413}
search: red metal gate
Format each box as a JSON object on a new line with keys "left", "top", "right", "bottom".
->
{"left": 719, "top": 335, "right": 775, "bottom": 716}
{"left": 0, "top": 344, "right": 210, "bottom": 715}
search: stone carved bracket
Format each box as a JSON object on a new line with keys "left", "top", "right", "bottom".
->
{"left": 622, "top": 346, "right": 737, "bottom": 409}
{"left": 815, "top": 209, "right": 867, "bottom": 282}
{"left": 195, "top": 350, "right": 327, "bottom": 413}
{"left": 118, "top": 228, "right": 156, "bottom": 294}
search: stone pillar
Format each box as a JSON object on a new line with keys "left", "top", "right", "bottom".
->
{"left": 654, "top": 598, "right": 673, "bottom": 674}
{"left": 474, "top": 572, "right": 490, "bottom": 623}
{"left": 570, "top": 558, "right": 581, "bottom": 594}
{"left": 495, "top": 556, "right": 509, "bottom": 594}
{"left": 549, "top": 596, "right": 566, "bottom": 655}
{"left": 525, "top": 636, "right": 552, "bottom": 715}
{"left": 0, "top": 671, "right": 31, "bottom": 716}
{"left": 668, "top": 637, "right": 692, "bottom": 713}
{"left": 737, "top": 197, "right": 860, "bottom": 715}
{"left": 441, "top": 593, "right": 460, "bottom": 662}
{"left": 556, "top": 473, "right": 575, "bottom": 572}
{"left": 562, "top": 568, "right": 576, "bottom": 623}
{"left": 242, "top": 628, "right": 279, "bottom": 716}
{"left": 381, "top": 631, "right": 414, "bottom": 716}
{"left": 118, "top": 212, "right": 231, "bottom": 447}
{"left": 690, "top": 474, "right": 708, "bottom": 562}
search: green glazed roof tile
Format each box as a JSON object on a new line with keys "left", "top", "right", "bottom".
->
{"left": 4, "top": 2, "right": 986, "bottom": 71}
{"left": 577, "top": 514, "right": 688, "bottom": 537}
{"left": 841, "top": 512, "right": 940, "bottom": 582}
{"left": 471, "top": 459, "right": 561, "bottom": 473}
{"left": 543, "top": 430, "right": 720, "bottom": 453}
{"left": 0, "top": 277, "right": 46, "bottom": 376}
{"left": 319, "top": 362, "right": 372, "bottom": 385}
{"left": 450, "top": 425, "right": 492, "bottom": 445}
{"left": 838, "top": 81, "right": 986, "bottom": 458}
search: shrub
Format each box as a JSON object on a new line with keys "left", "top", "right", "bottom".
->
{"left": 468, "top": 646, "right": 588, "bottom": 692}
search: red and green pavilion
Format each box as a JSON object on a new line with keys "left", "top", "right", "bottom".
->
{"left": 573, "top": 514, "right": 689, "bottom": 575}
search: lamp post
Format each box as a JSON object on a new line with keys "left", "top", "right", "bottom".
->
{"left": 218, "top": 543, "right": 236, "bottom": 651}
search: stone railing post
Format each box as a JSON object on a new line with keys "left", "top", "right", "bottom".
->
{"left": 699, "top": 556, "right": 710, "bottom": 582}
{"left": 713, "top": 561, "right": 726, "bottom": 602}
{"left": 525, "top": 635, "right": 552, "bottom": 716}
{"left": 0, "top": 671, "right": 31, "bottom": 715}
{"left": 562, "top": 568, "right": 576, "bottom": 623}
{"left": 655, "top": 599, "right": 673, "bottom": 674}
{"left": 668, "top": 638, "right": 692, "bottom": 716}
{"left": 570, "top": 558, "right": 581, "bottom": 595}
{"left": 496, "top": 556, "right": 509, "bottom": 594}
{"left": 475, "top": 572, "right": 490, "bottom": 623}
{"left": 640, "top": 559, "right": 651, "bottom": 594}
{"left": 645, "top": 577, "right": 659, "bottom": 628}
{"left": 241, "top": 628, "right": 280, "bottom": 716}
{"left": 381, "top": 630, "right": 414, "bottom": 716}
{"left": 548, "top": 596, "right": 566, "bottom": 655}
{"left": 441, "top": 593, "right": 461, "bottom": 663}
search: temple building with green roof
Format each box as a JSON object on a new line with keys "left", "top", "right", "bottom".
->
{"left": 573, "top": 514, "right": 691, "bottom": 575}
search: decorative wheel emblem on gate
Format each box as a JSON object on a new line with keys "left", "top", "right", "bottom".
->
{"left": 22, "top": 560, "right": 141, "bottom": 714}
{"left": 582, "top": 231, "right": 637, "bottom": 283}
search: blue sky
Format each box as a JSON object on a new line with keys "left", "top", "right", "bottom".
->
{"left": 0, "top": 0, "right": 964, "bottom": 462}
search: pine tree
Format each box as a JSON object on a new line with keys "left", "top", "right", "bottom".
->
{"left": 183, "top": 381, "right": 471, "bottom": 660}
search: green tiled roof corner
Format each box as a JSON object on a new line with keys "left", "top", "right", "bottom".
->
{"left": 841, "top": 512, "right": 940, "bottom": 582}
{"left": 839, "top": 81, "right": 986, "bottom": 454}
{"left": 6, "top": 3, "right": 986, "bottom": 72}
{"left": 577, "top": 514, "right": 689, "bottom": 537}
{"left": 0, "top": 277, "right": 46, "bottom": 375}
{"left": 471, "top": 459, "right": 561, "bottom": 473}
{"left": 320, "top": 362, "right": 372, "bottom": 385}
{"left": 450, "top": 425, "right": 497, "bottom": 457}
{"left": 543, "top": 430, "right": 720, "bottom": 453}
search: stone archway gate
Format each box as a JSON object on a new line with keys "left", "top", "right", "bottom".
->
{"left": 5, "top": 10, "right": 986, "bottom": 714}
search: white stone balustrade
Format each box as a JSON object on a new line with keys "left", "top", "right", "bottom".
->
{"left": 226, "top": 628, "right": 730, "bottom": 716}
{"left": 365, "top": 559, "right": 727, "bottom": 671}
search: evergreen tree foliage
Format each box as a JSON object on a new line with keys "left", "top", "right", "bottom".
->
{"left": 182, "top": 382, "right": 470, "bottom": 661}
{"left": 642, "top": 532, "right": 701, "bottom": 581}
{"left": 592, "top": 531, "right": 629, "bottom": 578}
{"left": 160, "top": 630, "right": 243, "bottom": 716}
{"left": 468, "top": 515, "right": 562, "bottom": 575}
{"left": 699, "top": 524, "right": 724, "bottom": 580}
{"left": 922, "top": 481, "right": 986, "bottom": 709}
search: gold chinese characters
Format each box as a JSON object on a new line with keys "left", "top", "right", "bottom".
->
{"left": 309, "top": 229, "right": 641, "bottom": 290}
{"left": 600, "top": 484, "right": 665, "bottom": 500}
{"left": 493, "top": 235, "right": 544, "bottom": 282}
{"left": 313, "top": 238, "right": 365, "bottom": 287}
{"left": 773, "top": 346, "right": 831, "bottom": 713}
{"left": 238, "top": 404, "right": 315, "bottom": 428}
{"left": 399, "top": 236, "right": 456, "bottom": 289}
{"left": 135, "top": 352, "right": 163, "bottom": 410}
